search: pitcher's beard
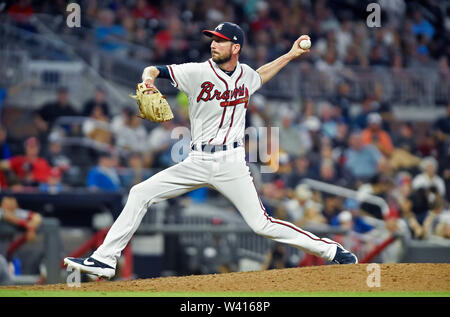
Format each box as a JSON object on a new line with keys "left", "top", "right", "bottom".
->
{"left": 212, "top": 51, "right": 232, "bottom": 64}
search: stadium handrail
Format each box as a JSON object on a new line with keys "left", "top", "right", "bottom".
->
{"left": 301, "top": 178, "right": 390, "bottom": 217}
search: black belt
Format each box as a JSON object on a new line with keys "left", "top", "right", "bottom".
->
{"left": 191, "top": 141, "right": 240, "bottom": 153}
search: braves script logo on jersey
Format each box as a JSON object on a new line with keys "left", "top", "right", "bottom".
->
{"left": 197, "top": 82, "right": 249, "bottom": 108}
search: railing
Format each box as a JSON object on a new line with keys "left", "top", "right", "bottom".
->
{"left": 301, "top": 178, "right": 390, "bottom": 217}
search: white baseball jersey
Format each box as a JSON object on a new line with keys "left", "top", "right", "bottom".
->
{"left": 168, "top": 59, "right": 262, "bottom": 146}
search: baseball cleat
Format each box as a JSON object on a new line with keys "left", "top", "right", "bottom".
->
{"left": 332, "top": 245, "right": 358, "bottom": 264}
{"left": 64, "top": 257, "right": 115, "bottom": 279}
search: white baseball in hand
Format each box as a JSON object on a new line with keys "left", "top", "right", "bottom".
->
{"left": 299, "top": 39, "right": 311, "bottom": 50}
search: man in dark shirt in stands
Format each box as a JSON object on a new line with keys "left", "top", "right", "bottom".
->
{"left": 34, "top": 87, "right": 79, "bottom": 142}
{"left": 433, "top": 103, "right": 450, "bottom": 137}
{"left": 82, "top": 86, "right": 111, "bottom": 119}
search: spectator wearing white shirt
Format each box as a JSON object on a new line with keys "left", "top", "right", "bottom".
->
{"left": 111, "top": 107, "right": 148, "bottom": 153}
{"left": 146, "top": 121, "right": 176, "bottom": 168}
{"left": 412, "top": 156, "right": 446, "bottom": 197}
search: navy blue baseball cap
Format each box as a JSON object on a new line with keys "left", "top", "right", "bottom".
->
{"left": 202, "top": 22, "right": 244, "bottom": 47}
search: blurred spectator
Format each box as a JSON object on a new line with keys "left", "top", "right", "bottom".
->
{"left": 82, "top": 103, "right": 113, "bottom": 146}
{"left": 6, "top": 0, "right": 36, "bottom": 32}
{"left": 332, "top": 199, "right": 374, "bottom": 234}
{"left": 315, "top": 49, "right": 343, "bottom": 84}
{"left": 34, "top": 87, "right": 78, "bottom": 139}
{"left": 361, "top": 113, "right": 394, "bottom": 157}
{"left": 0, "top": 127, "right": 12, "bottom": 188}
{"left": 369, "top": 44, "right": 391, "bottom": 67}
{"left": 411, "top": 10, "right": 435, "bottom": 39}
{"left": 390, "top": 127, "right": 422, "bottom": 173}
{"left": 335, "top": 19, "right": 353, "bottom": 60}
{"left": 132, "top": 0, "right": 158, "bottom": 20}
{"left": 43, "top": 132, "right": 71, "bottom": 173}
{"left": 357, "top": 174, "right": 394, "bottom": 219}
{"left": 433, "top": 103, "right": 450, "bottom": 138}
{"left": 316, "top": 158, "right": 340, "bottom": 185}
{"left": 330, "top": 81, "right": 352, "bottom": 123}
{"left": 147, "top": 121, "right": 176, "bottom": 168}
{"left": 285, "top": 155, "right": 315, "bottom": 189}
{"left": 245, "top": 93, "right": 269, "bottom": 130}
{"left": 343, "top": 132, "right": 385, "bottom": 182}
{"left": 1, "top": 137, "right": 52, "bottom": 186}
{"left": 0, "top": 196, "right": 42, "bottom": 260}
{"left": 332, "top": 210, "right": 363, "bottom": 234}
{"left": 261, "top": 243, "right": 289, "bottom": 270}
{"left": 284, "top": 183, "right": 314, "bottom": 223}
{"left": 38, "top": 167, "right": 66, "bottom": 194}
{"left": 352, "top": 97, "right": 378, "bottom": 130}
{"left": 319, "top": 102, "right": 339, "bottom": 140}
{"left": 275, "top": 152, "right": 294, "bottom": 185}
{"left": 343, "top": 43, "right": 367, "bottom": 67}
{"left": 94, "top": 9, "right": 128, "bottom": 55}
{"left": 118, "top": 152, "right": 153, "bottom": 190}
{"left": 392, "top": 122, "right": 416, "bottom": 153}
{"left": 321, "top": 194, "right": 342, "bottom": 224}
{"left": 370, "top": 84, "right": 393, "bottom": 132}
{"left": 434, "top": 209, "right": 450, "bottom": 239}
{"left": 0, "top": 126, "right": 12, "bottom": 160}
{"left": 82, "top": 86, "right": 111, "bottom": 119}
{"left": 278, "top": 107, "right": 304, "bottom": 157}
{"left": 294, "top": 199, "right": 327, "bottom": 228}
{"left": 420, "top": 196, "right": 447, "bottom": 239}
{"left": 111, "top": 107, "right": 148, "bottom": 153}
{"left": 412, "top": 156, "right": 446, "bottom": 197}
{"left": 87, "top": 153, "right": 121, "bottom": 191}
{"left": 174, "top": 92, "right": 190, "bottom": 127}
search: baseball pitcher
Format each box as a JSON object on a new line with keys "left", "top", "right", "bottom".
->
{"left": 65, "top": 22, "right": 357, "bottom": 279}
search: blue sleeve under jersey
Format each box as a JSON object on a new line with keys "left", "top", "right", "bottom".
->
{"left": 156, "top": 65, "right": 170, "bottom": 79}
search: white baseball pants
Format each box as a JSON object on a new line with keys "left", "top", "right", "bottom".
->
{"left": 92, "top": 147, "right": 338, "bottom": 268}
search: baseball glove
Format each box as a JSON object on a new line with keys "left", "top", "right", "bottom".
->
{"left": 130, "top": 83, "right": 174, "bottom": 123}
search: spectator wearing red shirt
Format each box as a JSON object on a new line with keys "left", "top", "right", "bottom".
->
{"left": 0, "top": 196, "right": 42, "bottom": 260}
{"left": 132, "top": 0, "right": 158, "bottom": 20}
{"left": 7, "top": 0, "right": 36, "bottom": 32}
{"left": 4, "top": 137, "right": 52, "bottom": 186}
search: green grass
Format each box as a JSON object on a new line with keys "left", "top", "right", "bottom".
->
{"left": 1, "top": 290, "right": 449, "bottom": 297}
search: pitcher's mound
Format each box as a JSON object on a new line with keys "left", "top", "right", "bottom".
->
{"left": 9, "top": 263, "right": 450, "bottom": 293}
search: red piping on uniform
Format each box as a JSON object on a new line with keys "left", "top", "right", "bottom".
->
{"left": 222, "top": 106, "right": 236, "bottom": 144}
{"left": 218, "top": 107, "right": 227, "bottom": 128}
{"left": 168, "top": 65, "right": 178, "bottom": 87}
{"left": 251, "top": 179, "right": 337, "bottom": 246}
{"left": 222, "top": 66, "right": 243, "bottom": 145}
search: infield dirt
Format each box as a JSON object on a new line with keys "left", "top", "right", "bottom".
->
{"left": 3, "top": 263, "right": 450, "bottom": 293}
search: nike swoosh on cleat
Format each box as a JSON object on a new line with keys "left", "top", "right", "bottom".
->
{"left": 83, "top": 258, "right": 95, "bottom": 266}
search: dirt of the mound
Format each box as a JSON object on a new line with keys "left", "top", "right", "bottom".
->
{"left": 3, "top": 263, "right": 450, "bottom": 293}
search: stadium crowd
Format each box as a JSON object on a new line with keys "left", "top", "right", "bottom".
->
{"left": 6, "top": 0, "right": 450, "bottom": 68}
{"left": 1, "top": 0, "right": 449, "bottom": 270}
